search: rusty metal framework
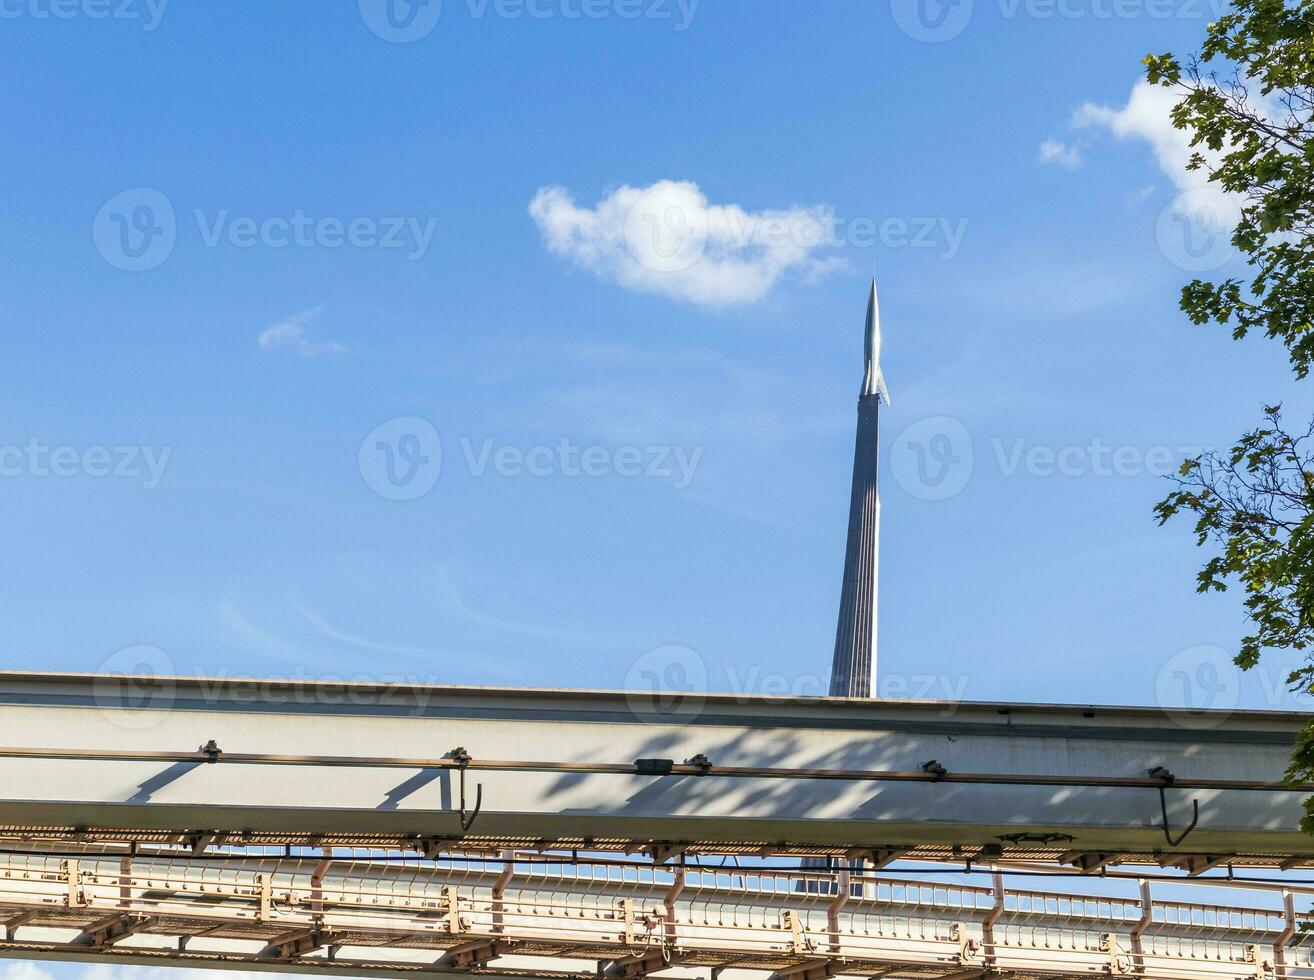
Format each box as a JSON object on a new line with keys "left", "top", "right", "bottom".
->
{"left": 0, "top": 841, "right": 1309, "bottom": 980}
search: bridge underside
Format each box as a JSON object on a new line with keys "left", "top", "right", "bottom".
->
{"left": 0, "top": 671, "right": 1309, "bottom": 872}
{"left": 0, "top": 842, "right": 1305, "bottom": 980}
{"left": 0, "top": 673, "right": 1311, "bottom": 978}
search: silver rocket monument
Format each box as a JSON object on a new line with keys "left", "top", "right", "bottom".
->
{"left": 828, "top": 280, "right": 888, "bottom": 697}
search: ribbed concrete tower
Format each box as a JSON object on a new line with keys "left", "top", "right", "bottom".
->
{"left": 829, "top": 280, "right": 889, "bottom": 697}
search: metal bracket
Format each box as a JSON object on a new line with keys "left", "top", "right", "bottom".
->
{"left": 260, "top": 926, "right": 337, "bottom": 960}
{"left": 75, "top": 913, "right": 155, "bottom": 949}
{"left": 1152, "top": 768, "right": 1199, "bottom": 847}
{"left": 438, "top": 938, "right": 505, "bottom": 970}
{"left": 450, "top": 747, "right": 483, "bottom": 834}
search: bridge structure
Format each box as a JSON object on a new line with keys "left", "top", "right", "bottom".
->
{"left": 0, "top": 672, "right": 1311, "bottom": 979}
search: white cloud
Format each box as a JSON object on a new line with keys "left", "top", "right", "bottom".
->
{"left": 258, "top": 307, "right": 346, "bottom": 357}
{"left": 1072, "top": 80, "right": 1240, "bottom": 217}
{"left": 0, "top": 965, "right": 276, "bottom": 980}
{"left": 1074, "top": 82, "right": 1200, "bottom": 187}
{"left": 1068, "top": 80, "right": 1251, "bottom": 268}
{"left": 0, "top": 964, "right": 53, "bottom": 980}
{"left": 1037, "top": 139, "right": 1083, "bottom": 169}
{"left": 529, "top": 180, "right": 843, "bottom": 307}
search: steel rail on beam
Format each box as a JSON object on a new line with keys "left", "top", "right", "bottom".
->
{"left": 0, "top": 743, "right": 1307, "bottom": 793}
{"left": 0, "top": 844, "right": 1306, "bottom": 980}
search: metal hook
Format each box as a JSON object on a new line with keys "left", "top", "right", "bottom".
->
{"left": 1157, "top": 785, "right": 1200, "bottom": 847}
{"left": 451, "top": 746, "right": 483, "bottom": 834}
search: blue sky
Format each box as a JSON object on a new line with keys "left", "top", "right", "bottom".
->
{"left": 0, "top": 0, "right": 1309, "bottom": 725}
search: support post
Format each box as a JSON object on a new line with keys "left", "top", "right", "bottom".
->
{"left": 826, "top": 868, "right": 850, "bottom": 955}
{"left": 1274, "top": 890, "right": 1297, "bottom": 980}
{"left": 981, "top": 871, "right": 1004, "bottom": 973}
{"left": 491, "top": 849, "right": 515, "bottom": 935}
{"left": 664, "top": 865, "right": 685, "bottom": 948}
{"left": 1129, "top": 879, "right": 1152, "bottom": 978}
{"left": 310, "top": 846, "right": 333, "bottom": 919}
{"left": 63, "top": 859, "right": 86, "bottom": 908}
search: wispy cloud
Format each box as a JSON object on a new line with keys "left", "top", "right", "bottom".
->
{"left": 258, "top": 306, "right": 347, "bottom": 357}
{"left": 529, "top": 179, "right": 843, "bottom": 307}
{"left": 4, "top": 964, "right": 273, "bottom": 980}
{"left": 1037, "top": 139, "right": 1084, "bottom": 170}
{"left": 1071, "top": 80, "right": 1241, "bottom": 219}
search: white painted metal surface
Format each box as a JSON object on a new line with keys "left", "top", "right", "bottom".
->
{"left": 0, "top": 672, "right": 1306, "bottom": 866}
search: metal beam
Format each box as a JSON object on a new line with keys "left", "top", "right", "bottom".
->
{"left": 72, "top": 914, "right": 154, "bottom": 948}
{"left": 1058, "top": 850, "right": 1123, "bottom": 873}
{"left": 770, "top": 960, "right": 836, "bottom": 980}
{"left": 601, "top": 952, "right": 669, "bottom": 978}
{"left": 436, "top": 939, "right": 506, "bottom": 971}
{"left": 0, "top": 671, "right": 1305, "bottom": 864}
{"left": 1159, "top": 853, "right": 1231, "bottom": 875}
{"left": 258, "top": 926, "right": 339, "bottom": 960}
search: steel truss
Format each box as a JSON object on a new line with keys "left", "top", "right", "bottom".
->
{"left": 0, "top": 842, "right": 1307, "bottom": 980}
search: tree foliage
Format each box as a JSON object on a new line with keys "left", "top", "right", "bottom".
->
{"left": 1154, "top": 407, "right": 1314, "bottom": 674}
{"left": 1145, "top": 0, "right": 1314, "bottom": 376}
{"left": 1148, "top": 0, "right": 1314, "bottom": 800}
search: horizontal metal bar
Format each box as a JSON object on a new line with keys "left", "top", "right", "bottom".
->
{"left": 1, "top": 744, "right": 1307, "bottom": 793}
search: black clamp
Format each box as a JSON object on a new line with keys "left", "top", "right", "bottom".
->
{"left": 921, "top": 760, "right": 948, "bottom": 780}
{"left": 200, "top": 740, "right": 222, "bottom": 764}
{"left": 1149, "top": 767, "right": 1199, "bottom": 847}
{"left": 449, "top": 746, "right": 483, "bottom": 834}
{"left": 686, "top": 753, "right": 713, "bottom": 775}
{"left": 636, "top": 758, "right": 675, "bottom": 776}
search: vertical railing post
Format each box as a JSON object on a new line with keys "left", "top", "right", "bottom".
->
{"left": 1274, "top": 890, "right": 1297, "bottom": 980}
{"left": 444, "top": 885, "right": 461, "bottom": 936}
{"left": 664, "top": 865, "right": 685, "bottom": 948}
{"left": 827, "top": 868, "right": 851, "bottom": 955}
{"left": 63, "top": 859, "right": 84, "bottom": 908}
{"left": 310, "top": 846, "right": 333, "bottom": 921}
{"left": 981, "top": 871, "right": 1005, "bottom": 973}
{"left": 492, "top": 850, "right": 515, "bottom": 935}
{"left": 1130, "top": 879, "right": 1152, "bottom": 977}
